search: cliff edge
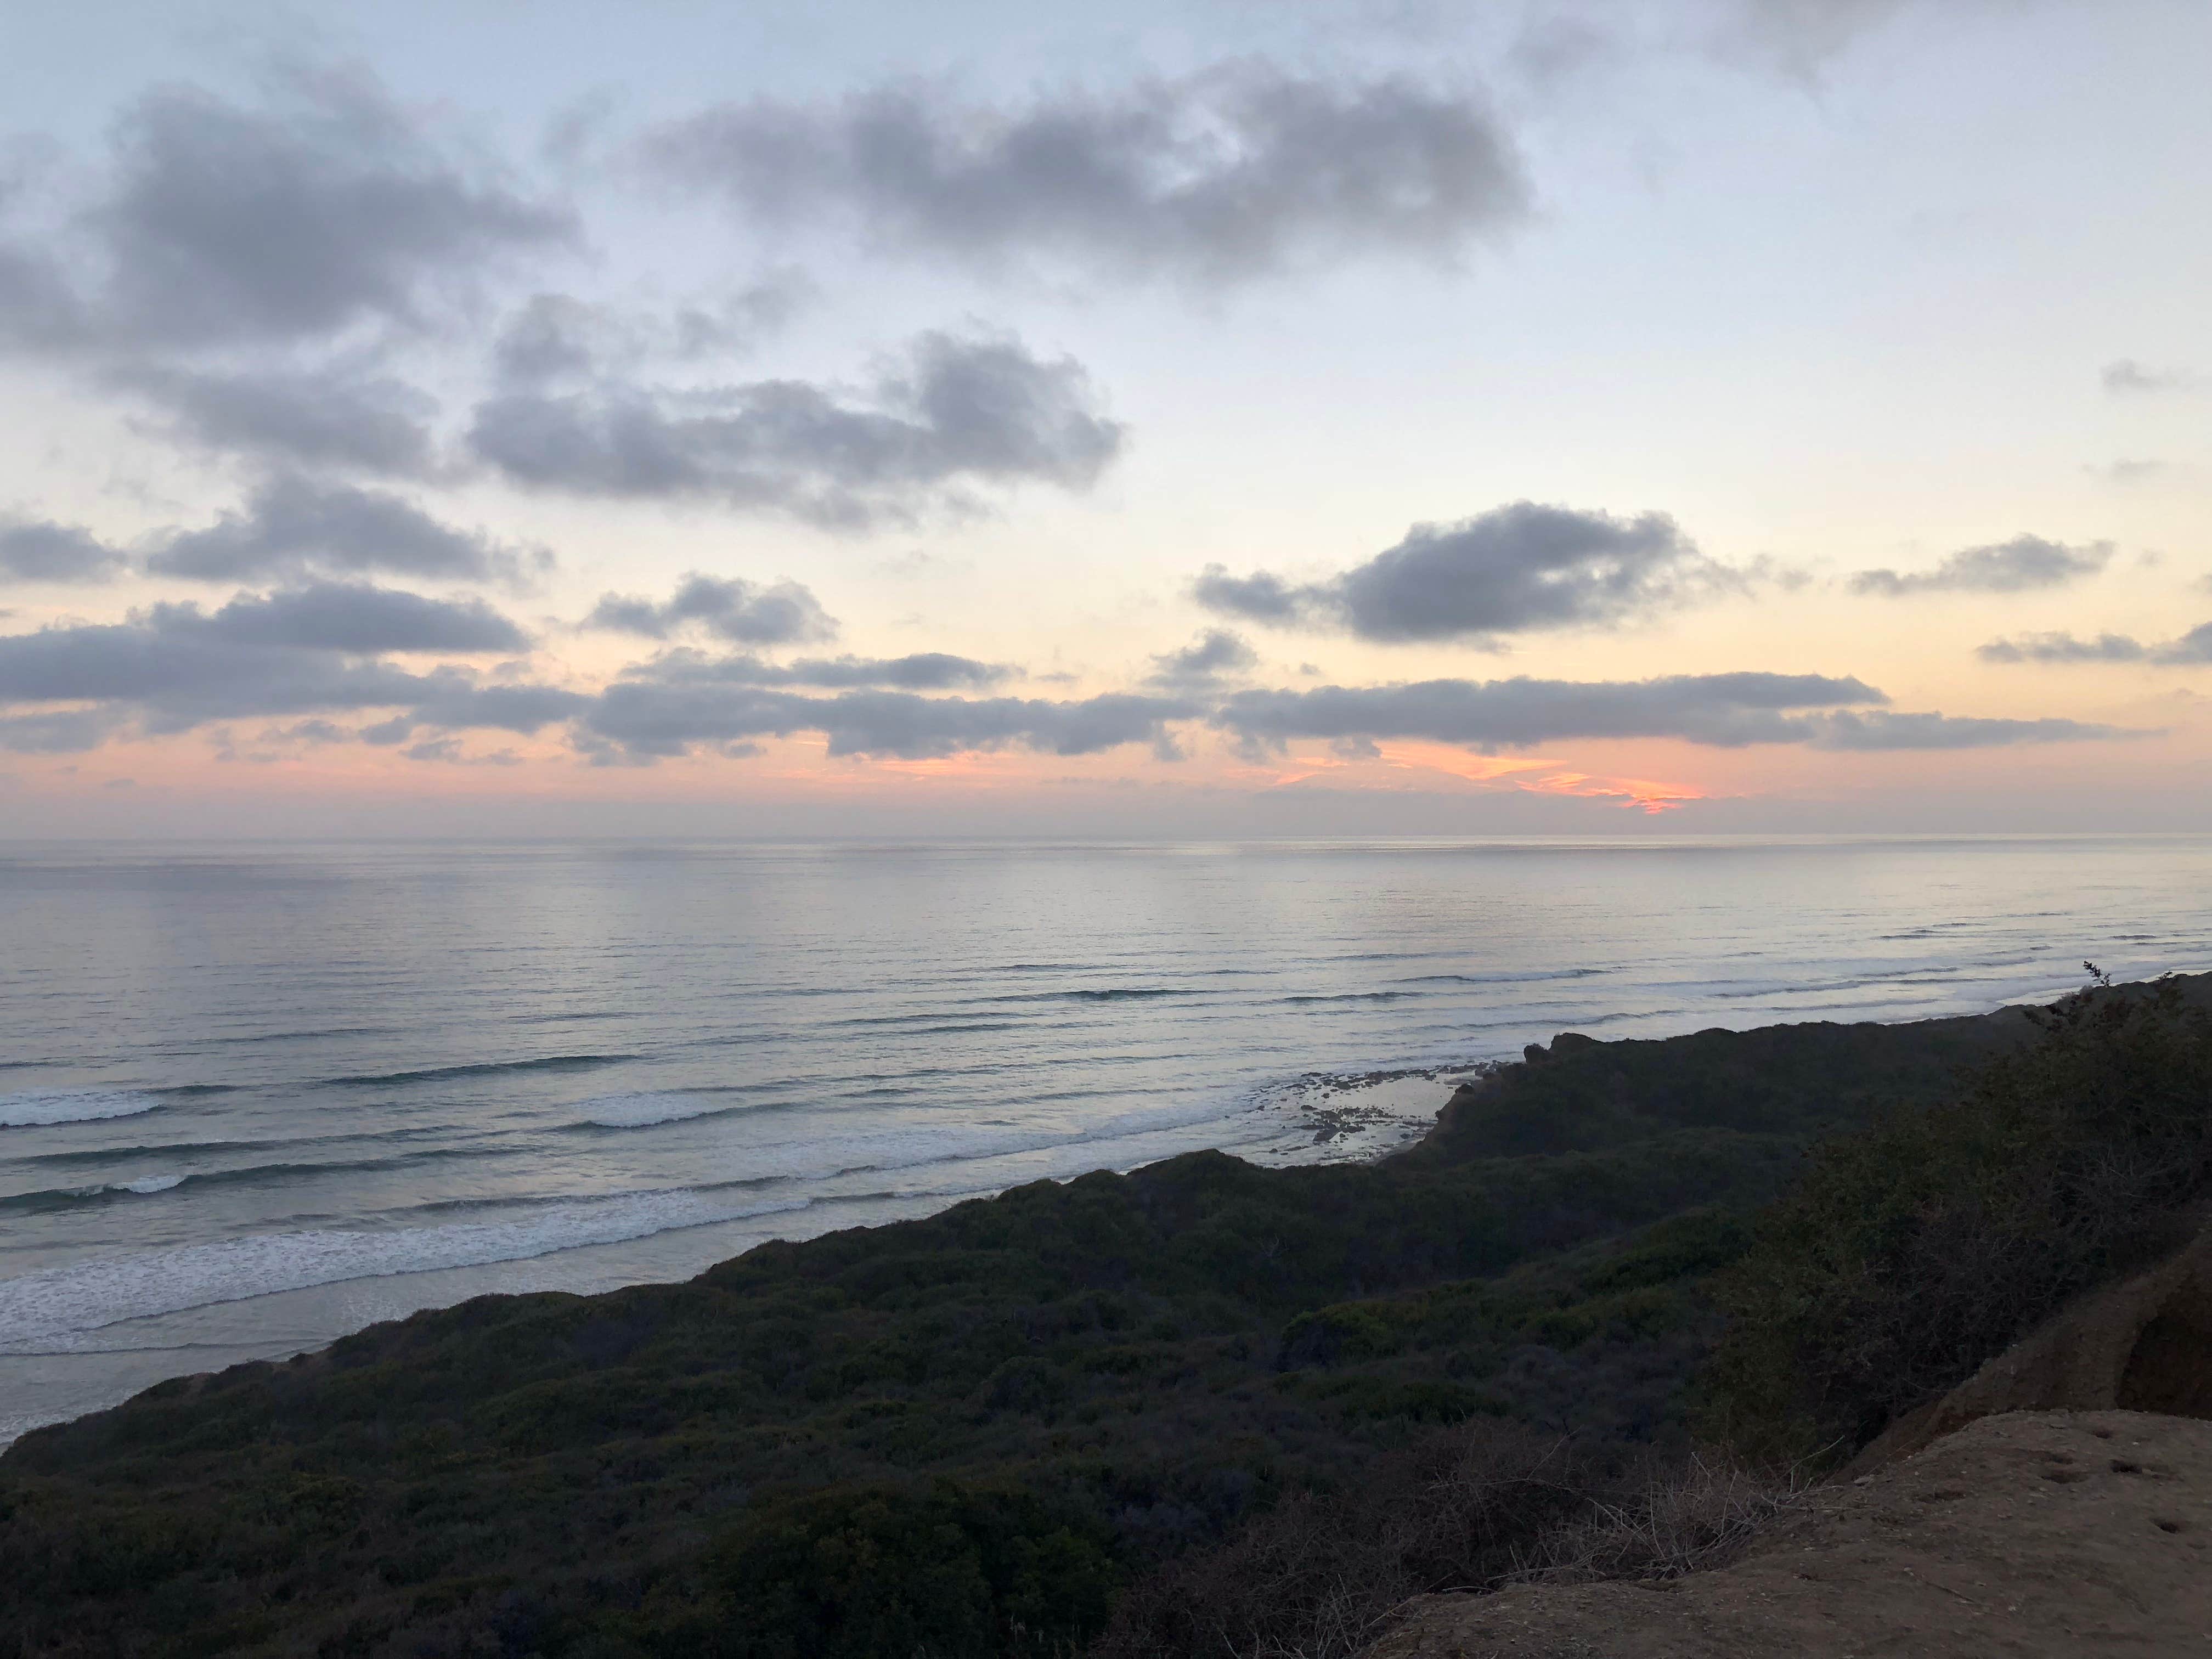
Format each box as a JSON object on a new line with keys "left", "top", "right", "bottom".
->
{"left": 1365, "top": 1408, "right": 2211, "bottom": 1658}
{"left": 1367, "top": 1219, "right": 2212, "bottom": 1658}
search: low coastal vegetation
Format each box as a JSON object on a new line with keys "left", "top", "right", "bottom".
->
{"left": 2, "top": 975, "right": 2205, "bottom": 1657}
{"left": 1706, "top": 969, "right": 2212, "bottom": 1457}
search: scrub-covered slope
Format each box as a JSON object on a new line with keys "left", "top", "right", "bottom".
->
{"left": 0, "top": 995, "right": 2088, "bottom": 1657}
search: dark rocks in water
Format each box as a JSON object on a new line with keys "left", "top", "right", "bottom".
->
{"left": 1523, "top": 1032, "right": 1599, "bottom": 1066}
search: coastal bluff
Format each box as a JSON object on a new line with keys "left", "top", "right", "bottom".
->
{"left": 3, "top": 975, "right": 2205, "bottom": 1657}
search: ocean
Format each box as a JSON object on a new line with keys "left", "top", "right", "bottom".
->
{"left": 4, "top": 833, "right": 2209, "bottom": 1444}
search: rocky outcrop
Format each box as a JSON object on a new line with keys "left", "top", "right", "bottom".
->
{"left": 1363, "top": 1409, "right": 2212, "bottom": 1658}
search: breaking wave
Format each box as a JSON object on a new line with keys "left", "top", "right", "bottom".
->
{"left": 0, "top": 1090, "right": 161, "bottom": 1129}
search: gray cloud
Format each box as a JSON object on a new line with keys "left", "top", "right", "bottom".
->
{"left": 492, "top": 294, "right": 609, "bottom": 386}
{"left": 1978, "top": 631, "right": 2148, "bottom": 665}
{"left": 1979, "top": 622, "right": 2212, "bottom": 667}
{"left": 1213, "top": 672, "right": 1887, "bottom": 751}
{"left": 148, "top": 475, "right": 528, "bottom": 584}
{"left": 648, "top": 64, "right": 1526, "bottom": 287}
{"left": 1, "top": 70, "right": 573, "bottom": 355}
{"left": 0, "top": 605, "right": 579, "bottom": 741}
{"left": 1195, "top": 503, "right": 1731, "bottom": 644}
{"left": 1191, "top": 567, "right": 1304, "bottom": 624}
{"left": 0, "top": 241, "right": 80, "bottom": 349}
{"left": 160, "top": 582, "right": 528, "bottom": 654}
{"left": 1211, "top": 672, "right": 2144, "bottom": 753}
{"left": 1849, "top": 534, "right": 2113, "bottom": 597}
{"left": 0, "top": 708, "right": 125, "bottom": 754}
{"left": 1803, "top": 710, "right": 2141, "bottom": 749}
{"left": 625, "top": 647, "right": 1010, "bottom": 690}
{"left": 2103, "top": 359, "right": 2202, "bottom": 396}
{"left": 470, "top": 330, "right": 1122, "bottom": 527}
{"left": 579, "top": 681, "right": 1193, "bottom": 762}
{"left": 1723, "top": 0, "right": 1915, "bottom": 72}
{"left": 1147, "top": 628, "right": 1258, "bottom": 689}
{"left": 2087, "top": 459, "right": 2173, "bottom": 486}
{"left": 2155, "top": 623, "right": 2212, "bottom": 665}
{"left": 392, "top": 678, "right": 589, "bottom": 735}
{"left": 585, "top": 574, "right": 836, "bottom": 646}
{"left": 0, "top": 518, "right": 129, "bottom": 584}
{"left": 492, "top": 277, "right": 809, "bottom": 388}
{"left": 0, "top": 621, "right": 407, "bottom": 726}
{"left": 398, "top": 736, "right": 521, "bottom": 764}
{"left": 119, "top": 365, "right": 437, "bottom": 475}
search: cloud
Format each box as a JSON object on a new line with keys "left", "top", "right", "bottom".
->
{"left": 1190, "top": 566, "right": 1307, "bottom": 624}
{"left": 1508, "top": 17, "right": 1616, "bottom": 88}
{"left": 1212, "top": 672, "right": 1887, "bottom": 752}
{"left": 584, "top": 574, "right": 836, "bottom": 646}
{"left": 119, "top": 365, "right": 438, "bottom": 475}
{"left": 491, "top": 293, "right": 610, "bottom": 386}
{"left": 1979, "top": 622, "right": 2212, "bottom": 667}
{"left": 0, "top": 240, "right": 80, "bottom": 349}
{"left": 579, "top": 681, "right": 1194, "bottom": 761}
{"left": 624, "top": 647, "right": 1011, "bottom": 690}
{"left": 1194, "top": 503, "right": 1734, "bottom": 644}
{"left": 0, "top": 708, "right": 125, "bottom": 754}
{"left": 0, "top": 605, "right": 580, "bottom": 741}
{"left": 1147, "top": 628, "right": 1258, "bottom": 689}
{"left": 1849, "top": 534, "right": 2113, "bottom": 597}
{"left": 647, "top": 64, "right": 1527, "bottom": 287}
{"left": 2103, "top": 359, "right": 2201, "bottom": 396}
{"left": 1801, "top": 710, "right": 2142, "bottom": 749}
{"left": 1215, "top": 673, "right": 2147, "bottom": 754}
{"left": 387, "top": 678, "right": 589, "bottom": 735}
{"left": 0, "top": 518, "right": 130, "bottom": 584}
{"left": 0, "top": 68, "right": 573, "bottom": 355}
{"left": 2155, "top": 623, "right": 2212, "bottom": 665}
{"left": 491, "top": 277, "right": 809, "bottom": 387}
{"left": 163, "top": 582, "right": 528, "bottom": 653}
{"left": 470, "top": 330, "right": 1123, "bottom": 527}
{"left": 148, "top": 474, "right": 528, "bottom": 584}
{"left": 1719, "top": 0, "right": 1916, "bottom": 75}
{"left": 2085, "top": 459, "right": 2174, "bottom": 486}
{"left": 1978, "top": 631, "right": 2147, "bottom": 664}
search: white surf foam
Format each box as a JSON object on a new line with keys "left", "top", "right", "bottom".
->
{"left": 0, "top": 1189, "right": 812, "bottom": 1350}
{"left": 0, "top": 1090, "right": 161, "bottom": 1129}
{"left": 116, "top": 1174, "right": 185, "bottom": 1194}
{"left": 578, "top": 1092, "right": 724, "bottom": 1128}
{"left": 706, "top": 1093, "right": 1269, "bottom": 1190}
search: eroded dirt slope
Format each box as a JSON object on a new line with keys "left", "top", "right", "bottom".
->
{"left": 1367, "top": 1410, "right": 2212, "bottom": 1658}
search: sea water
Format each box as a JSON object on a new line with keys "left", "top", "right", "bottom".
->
{"left": 4, "top": 834, "right": 2210, "bottom": 1443}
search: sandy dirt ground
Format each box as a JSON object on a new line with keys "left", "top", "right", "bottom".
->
{"left": 1364, "top": 1410, "right": 2212, "bottom": 1658}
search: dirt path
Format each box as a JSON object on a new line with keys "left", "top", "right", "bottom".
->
{"left": 1365, "top": 1410, "right": 2212, "bottom": 1658}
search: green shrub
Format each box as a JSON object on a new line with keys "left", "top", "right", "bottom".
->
{"left": 1703, "top": 974, "right": 2212, "bottom": 1460}
{"left": 1092, "top": 1420, "right": 1630, "bottom": 1659}
{"left": 646, "top": 1481, "right": 1118, "bottom": 1658}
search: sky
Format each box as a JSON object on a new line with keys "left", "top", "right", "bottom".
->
{"left": 0, "top": 0, "right": 2207, "bottom": 837}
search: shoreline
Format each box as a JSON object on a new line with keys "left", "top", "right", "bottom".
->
{"left": 0, "top": 971, "right": 2126, "bottom": 1453}
{"left": 0, "top": 988, "right": 2075, "bottom": 1451}
{"left": 10, "top": 975, "right": 2206, "bottom": 1657}
{"left": 0, "top": 1057, "right": 1494, "bottom": 1451}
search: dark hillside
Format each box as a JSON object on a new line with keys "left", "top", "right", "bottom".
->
{"left": 1407, "top": 1003, "right": 2033, "bottom": 1164}
{"left": 1, "top": 985, "right": 2180, "bottom": 1658}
